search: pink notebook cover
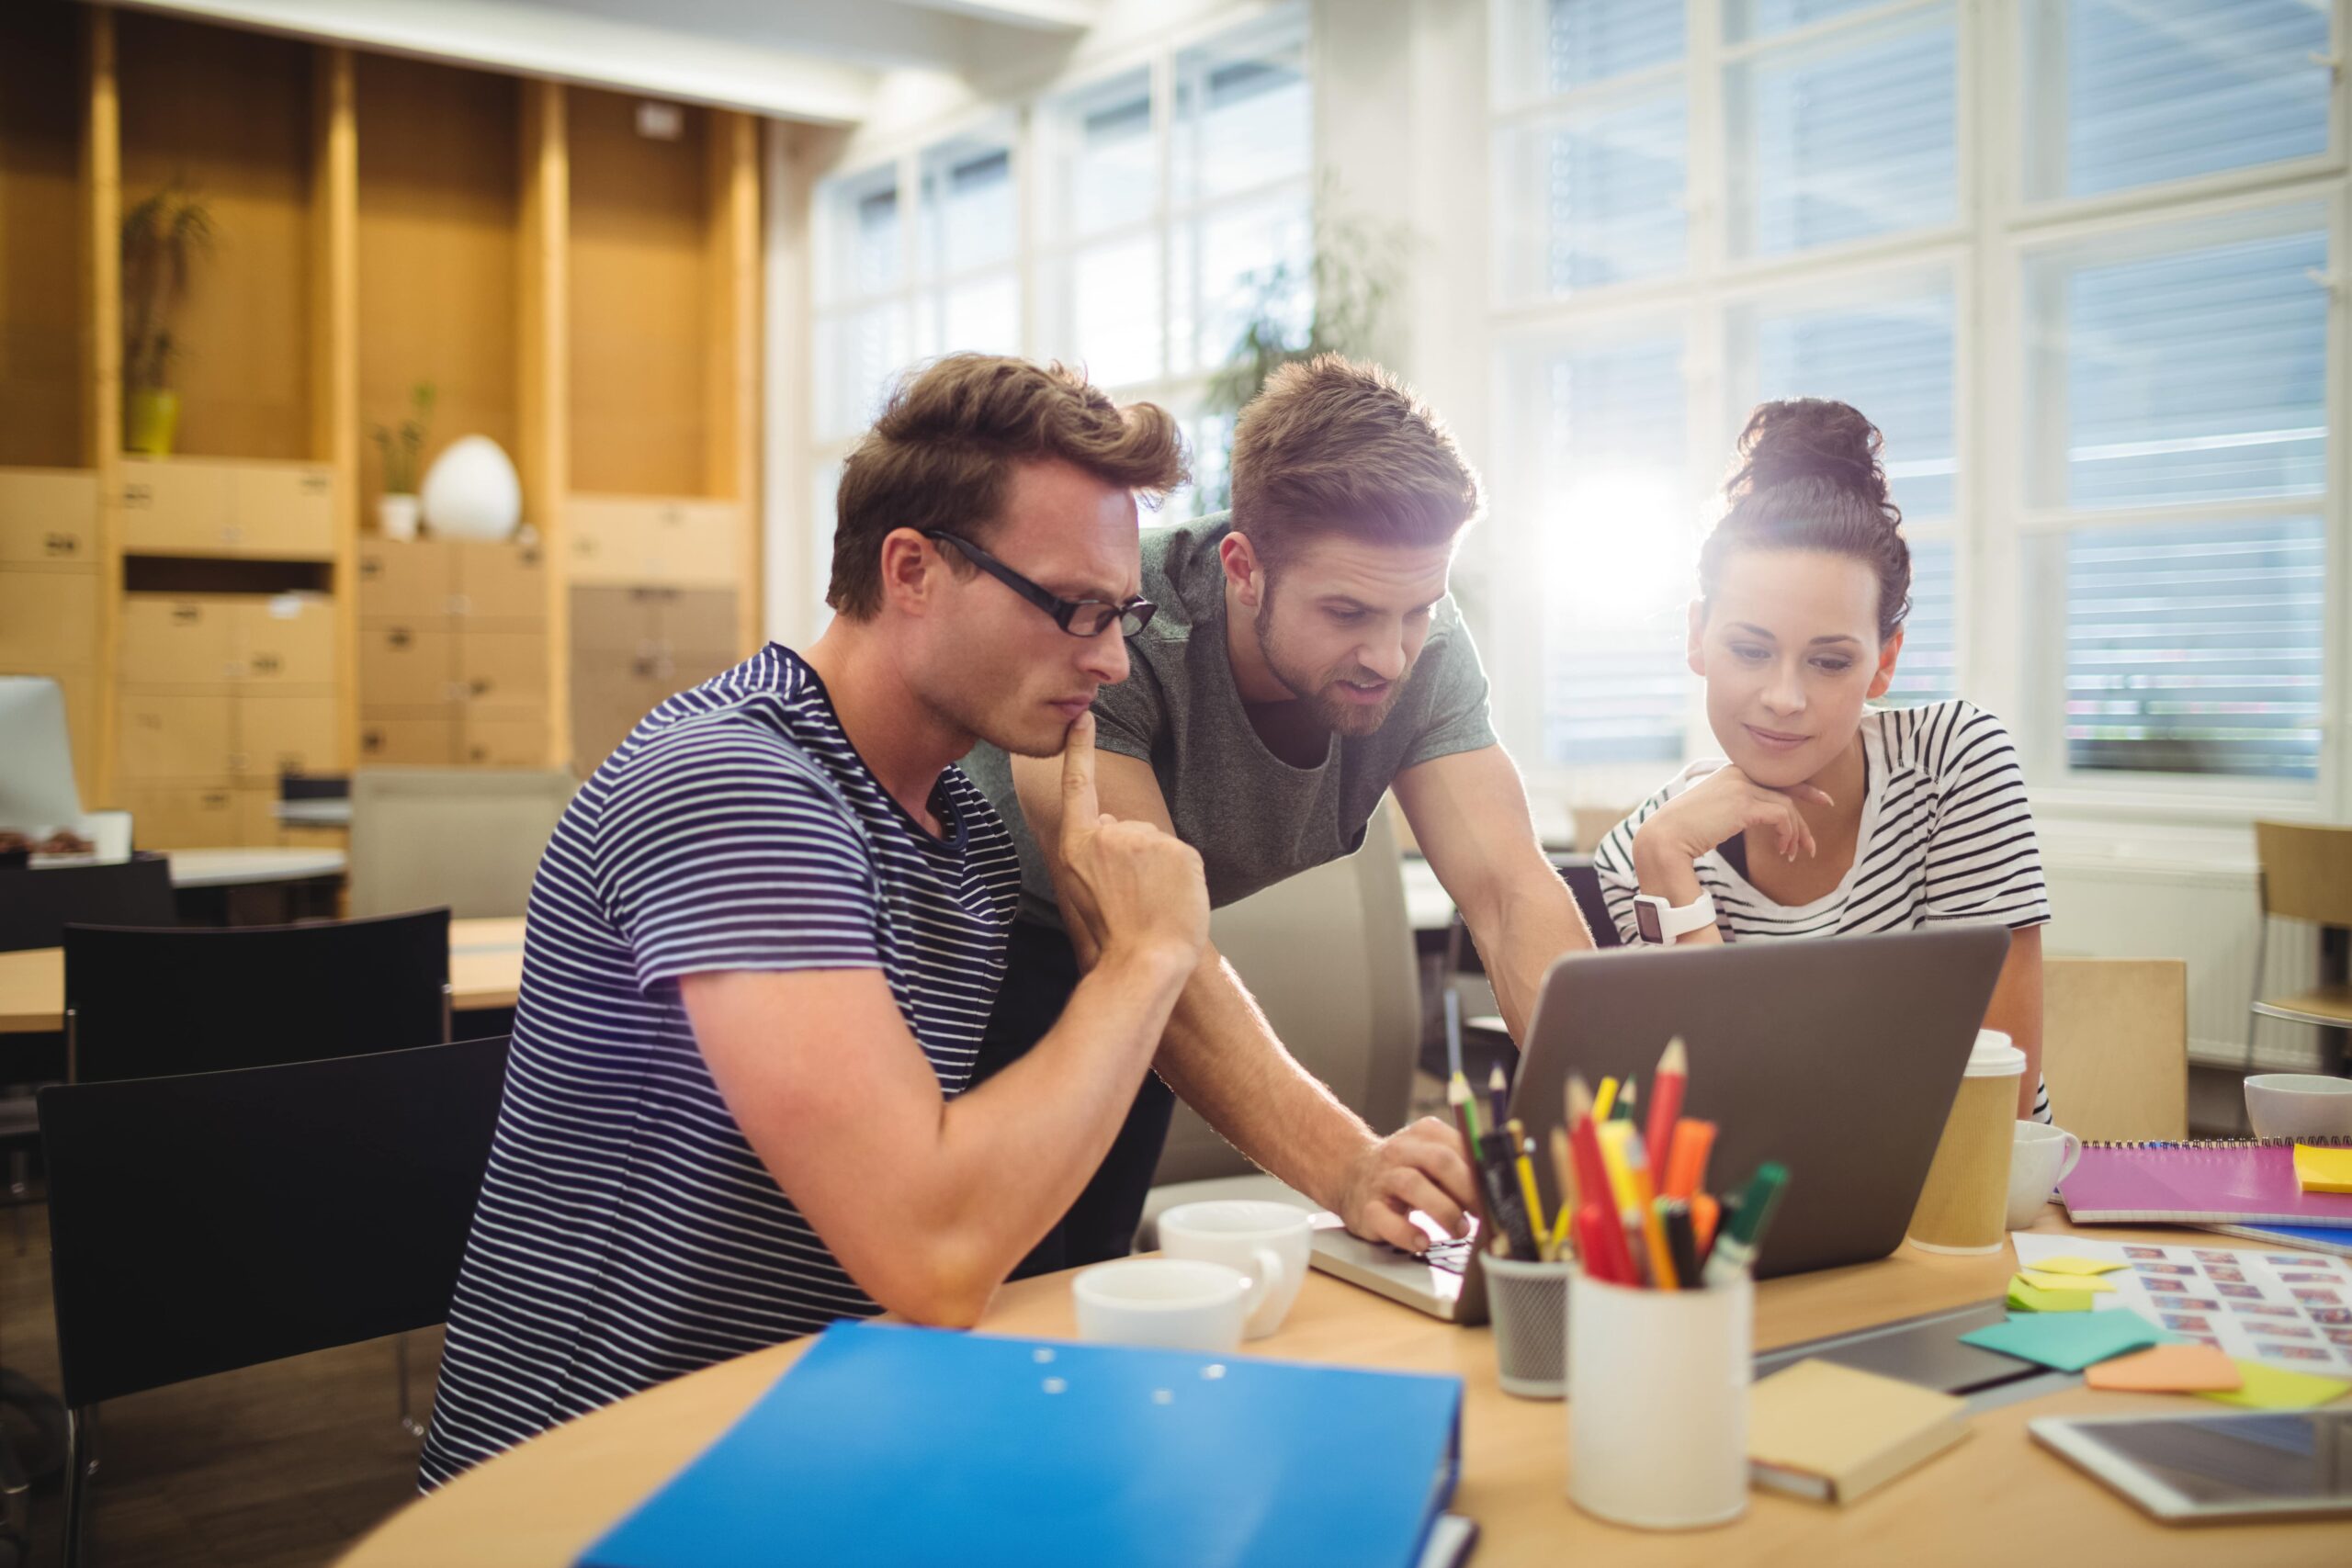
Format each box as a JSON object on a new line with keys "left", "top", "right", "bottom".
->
{"left": 2059, "top": 1138, "right": 2352, "bottom": 1227}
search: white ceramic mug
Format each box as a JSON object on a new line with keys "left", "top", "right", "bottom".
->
{"left": 2006, "top": 1121, "right": 2083, "bottom": 1232}
{"left": 1071, "top": 1258, "right": 1251, "bottom": 1353}
{"left": 1156, "top": 1200, "right": 1310, "bottom": 1339}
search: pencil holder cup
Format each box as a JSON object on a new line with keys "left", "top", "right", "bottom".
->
{"left": 1481, "top": 1254, "right": 1573, "bottom": 1399}
{"left": 1566, "top": 1269, "right": 1753, "bottom": 1530}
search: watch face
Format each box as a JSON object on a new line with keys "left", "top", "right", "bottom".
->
{"left": 1634, "top": 899, "right": 1665, "bottom": 943}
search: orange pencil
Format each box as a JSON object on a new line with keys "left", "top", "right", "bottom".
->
{"left": 1663, "top": 1118, "right": 1716, "bottom": 1201}
{"left": 1645, "top": 1036, "right": 1687, "bottom": 1179}
{"left": 1693, "top": 1192, "right": 1723, "bottom": 1257}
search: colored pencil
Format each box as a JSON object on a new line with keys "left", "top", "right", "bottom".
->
{"left": 1645, "top": 1036, "right": 1687, "bottom": 1179}
{"left": 1663, "top": 1118, "right": 1715, "bottom": 1201}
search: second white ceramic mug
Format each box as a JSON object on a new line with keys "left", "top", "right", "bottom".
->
{"left": 1071, "top": 1258, "right": 1252, "bottom": 1353}
{"left": 1157, "top": 1200, "right": 1310, "bottom": 1339}
{"left": 2006, "top": 1120, "right": 2083, "bottom": 1232}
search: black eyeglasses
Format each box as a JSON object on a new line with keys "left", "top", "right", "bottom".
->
{"left": 923, "top": 531, "right": 1157, "bottom": 638}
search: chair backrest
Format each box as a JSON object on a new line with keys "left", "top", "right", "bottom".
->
{"left": 62, "top": 908, "right": 451, "bottom": 1082}
{"left": 2254, "top": 819, "right": 2352, "bottom": 929}
{"left": 349, "top": 766, "right": 574, "bottom": 919}
{"left": 0, "top": 855, "right": 175, "bottom": 953}
{"left": 2041, "top": 956, "right": 2188, "bottom": 1143}
{"left": 39, "top": 1035, "right": 509, "bottom": 1408}
{"left": 1154, "top": 809, "right": 1419, "bottom": 1186}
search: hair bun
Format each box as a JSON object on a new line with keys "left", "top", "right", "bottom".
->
{"left": 1724, "top": 399, "right": 1898, "bottom": 528}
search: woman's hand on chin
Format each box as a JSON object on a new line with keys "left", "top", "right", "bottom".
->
{"left": 1633, "top": 763, "right": 1835, "bottom": 872}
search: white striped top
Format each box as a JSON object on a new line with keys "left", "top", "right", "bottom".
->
{"left": 1591, "top": 700, "right": 2054, "bottom": 1120}
{"left": 417, "top": 645, "right": 1019, "bottom": 1489}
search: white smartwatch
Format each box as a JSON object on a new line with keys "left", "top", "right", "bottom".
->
{"left": 1632, "top": 889, "right": 1716, "bottom": 944}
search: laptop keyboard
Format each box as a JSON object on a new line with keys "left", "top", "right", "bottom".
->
{"left": 1406, "top": 1235, "right": 1475, "bottom": 1276}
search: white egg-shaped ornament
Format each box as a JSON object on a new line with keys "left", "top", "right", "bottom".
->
{"left": 421, "top": 434, "right": 523, "bottom": 541}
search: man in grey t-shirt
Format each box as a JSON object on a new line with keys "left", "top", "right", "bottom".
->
{"left": 964, "top": 355, "right": 1595, "bottom": 1271}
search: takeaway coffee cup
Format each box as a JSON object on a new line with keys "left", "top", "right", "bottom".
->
{"left": 1907, "top": 1030, "right": 2026, "bottom": 1255}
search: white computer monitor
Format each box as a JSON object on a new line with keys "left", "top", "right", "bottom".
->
{"left": 0, "top": 675, "right": 85, "bottom": 833}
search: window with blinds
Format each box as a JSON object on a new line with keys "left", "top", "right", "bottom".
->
{"left": 1537, "top": 335, "right": 1693, "bottom": 765}
{"left": 2028, "top": 0, "right": 2333, "bottom": 201}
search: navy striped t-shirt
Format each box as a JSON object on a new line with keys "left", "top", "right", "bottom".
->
{"left": 418, "top": 644, "right": 1019, "bottom": 1488}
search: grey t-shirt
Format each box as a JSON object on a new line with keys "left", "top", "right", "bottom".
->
{"left": 963, "top": 516, "right": 1498, "bottom": 929}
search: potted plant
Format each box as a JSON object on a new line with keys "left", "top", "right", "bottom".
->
{"left": 120, "top": 180, "right": 213, "bottom": 457}
{"left": 1195, "top": 195, "right": 1406, "bottom": 515}
{"left": 368, "top": 381, "right": 437, "bottom": 540}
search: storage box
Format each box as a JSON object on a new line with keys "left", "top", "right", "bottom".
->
{"left": 360, "top": 622, "right": 458, "bottom": 708}
{"left": 359, "top": 713, "right": 458, "bottom": 765}
{"left": 459, "top": 713, "right": 549, "bottom": 767}
{"left": 119, "top": 595, "right": 241, "bottom": 685}
{"left": 571, "top": 585, "right": 657, "bottom": 656}
{"left": 460, "top": 629, "right": 548, "bottom": 707}
{"left": 455, "top": 538, "right": 547, "bottom": 622}
{"left": 566, "top": 496, "right": 740, "bottom": 587}
{"left": 235, "top": 593, "right": 336, "bottom": 687}
{"left": 357, "top": 538, "right": 456, "bottom": 622}
{"left": 118, "top": 690, "right": 235, "bottom": 781}
{"left": 657, "top": 586, "right": 741, "bottom": 663}
{"left": 117, "top": 782, "right": 242, "bottom": 850}
{"left": 235, "top": 694, "right": 340, "bottom": 779}
{"left": 0, "top": 468, "right": 98, "bottom": 567}
{"left": 118, "top": 458, "right": 334, "bottom": 558}
{"left": 0, "top": 570, "right": 100, "bottom": 670}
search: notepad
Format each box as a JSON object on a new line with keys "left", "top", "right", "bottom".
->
{"left": 2006, "top": 1278, "right": 2095, "bottom": 1314}
{"left": 2059, "top": 1138, "right": 2352, "bottom": 1227}
{"left": 2198, "top": 1360, "right": 2351, "bottom": 1411}
{"left": 2018, "top": 1269, "right": 2117, "bottom": 1295}
{"left": 2021, "top": 1256, "right": 2127, "bottom": 1277}
{"left": 1960, "top": 1309, "right": 2176, "bottom": 1372}
{"left": 1747, "top": 1359, "right": 1970, "bottom": 1505}
{"left": 2083, "top": 1344, "right": 2244, "bottom": 1393}
{"left": 2296, "top": 1144, "right": 2352, "bottom": 1195}
{"left": 579, "top": 1323, "right": 1464, "bottom": 1568}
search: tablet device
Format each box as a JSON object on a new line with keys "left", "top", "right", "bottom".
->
{"left": 2029, "top": 1408, "right": 2352, "bottom": 1524}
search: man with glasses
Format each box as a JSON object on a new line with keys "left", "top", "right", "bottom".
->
{"left": 964, "top": 355, "right": 1594, "bottom": 1270}
{"left": 421, "top": 355, "right": 1207, "bottom": 1485}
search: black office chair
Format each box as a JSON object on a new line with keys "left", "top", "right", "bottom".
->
{"left": 62, "top": 908, "right": 451, "bottom": 1084}
{"left": 1430, "top": 856, "right": 1622, "bottom": 1083}
{"left": 0, "top": 857, "right": 175, "bottom": 954}
{"left": 37, "top": 1036, "right": 510, "bottom": 1567}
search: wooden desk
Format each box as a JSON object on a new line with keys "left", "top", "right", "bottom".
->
{"left": 0, "top": 915, "right": 528, "bottom": 1034}
{"left": 339, "top": 1214, "right": 2350, "bottom": 1566}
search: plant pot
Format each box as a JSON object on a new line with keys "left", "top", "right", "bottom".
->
{"left": 378, "top": 493, "right": 421, "bottom": 541}
{"left": 126, "top": 389, "right": 179, "bottom": 456}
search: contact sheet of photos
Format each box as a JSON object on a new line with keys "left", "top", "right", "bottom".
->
{"left": 2013, "top": 1234, "right": 2352, "bottom": 1374}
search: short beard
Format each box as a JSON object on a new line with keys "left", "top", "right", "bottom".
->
{"left": 1253, "top": 587, "right": 1408, "bottom": 738}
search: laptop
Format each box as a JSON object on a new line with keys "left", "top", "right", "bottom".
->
{"left": 1308, "top": 925, "right": 2011, "bottom": 1323}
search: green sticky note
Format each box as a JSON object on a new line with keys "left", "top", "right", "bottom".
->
{"left": 2021, "top": 1255, "right": 2127, "bottom": 1277}
{"left": 1961, "top": 1308, "right": 2176, "bottom": 1372}
{"left": 2018, "top": 1269, "right": 2117, "bottom": 1295}
{"left": 2199, "top": 1361, "right": 2351, "bottom": 1411}
{"left": 2007, "top": 1277, "right": 2096, "bottom": 1314}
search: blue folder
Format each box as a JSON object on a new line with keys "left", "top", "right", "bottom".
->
{"left": 580, "top": 1322, "right": 1464, "bottom": 1568}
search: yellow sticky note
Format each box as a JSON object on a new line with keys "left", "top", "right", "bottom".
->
{"left": 2018, "top": 1255, "right": 2127, "bottom": 1276}
{"left": 2020, "top": 1269, "right": 2117, "bottom": 1294}
{"left": 2294, "top": 1144, "right": 2352, "bottom": 1195}
{"left": 2199, "top": 1360, "right": 2350, "bottom": 1411}
{"left": 2007, "top": 1277, "right": 2096, "bottom": 1313}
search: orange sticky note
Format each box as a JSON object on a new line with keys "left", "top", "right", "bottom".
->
{"left": 2085, "top": 1344, "right": 2245, "bottom": 1393}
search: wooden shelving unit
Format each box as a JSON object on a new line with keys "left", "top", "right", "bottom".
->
{"left": 0, "top": 4, "right": 766, "bottom": 847}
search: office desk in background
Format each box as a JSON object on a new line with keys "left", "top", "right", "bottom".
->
{"left": 0, "top": 915, "right": 527, "bottom": 1034}
{"left": 339, "top": 1213, "right": 2350, "bottom": 1566}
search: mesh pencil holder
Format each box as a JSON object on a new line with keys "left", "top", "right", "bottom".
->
{"left": 1482, "top": 1253, "right": 1574, "bottom": 1399}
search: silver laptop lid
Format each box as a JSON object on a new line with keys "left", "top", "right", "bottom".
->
{"left": 1505, "top": 925, "right": 2010, "bottom": 1280}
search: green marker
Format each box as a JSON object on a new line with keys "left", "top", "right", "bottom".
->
{"left": 1702, "top": 1162, "right": 1789, "bottom": 1289}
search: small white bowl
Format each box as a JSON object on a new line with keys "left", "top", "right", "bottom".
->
{"left": 2245, "top": 1073, "right": 2352, "bottom": 1141}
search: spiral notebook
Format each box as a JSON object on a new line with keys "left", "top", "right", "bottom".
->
{"left": 2058, "top": 1137, "right": 2352, "bottom": 1228}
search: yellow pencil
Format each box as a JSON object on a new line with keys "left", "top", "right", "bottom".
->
{"left": 1507, "top": 1120, "right": 1548, "bottom": 1261}
{"left": 1592, "top": 1076, "right": 1620, "bottom": 1123}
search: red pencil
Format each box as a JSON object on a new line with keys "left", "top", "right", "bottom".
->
{"left": 1645, "top": 1036, "right": 1687, "bottom": 1183}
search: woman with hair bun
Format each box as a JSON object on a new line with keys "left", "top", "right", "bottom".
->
{"left": 1590, "top": 398, "right": 2053, "bottom": 1121}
